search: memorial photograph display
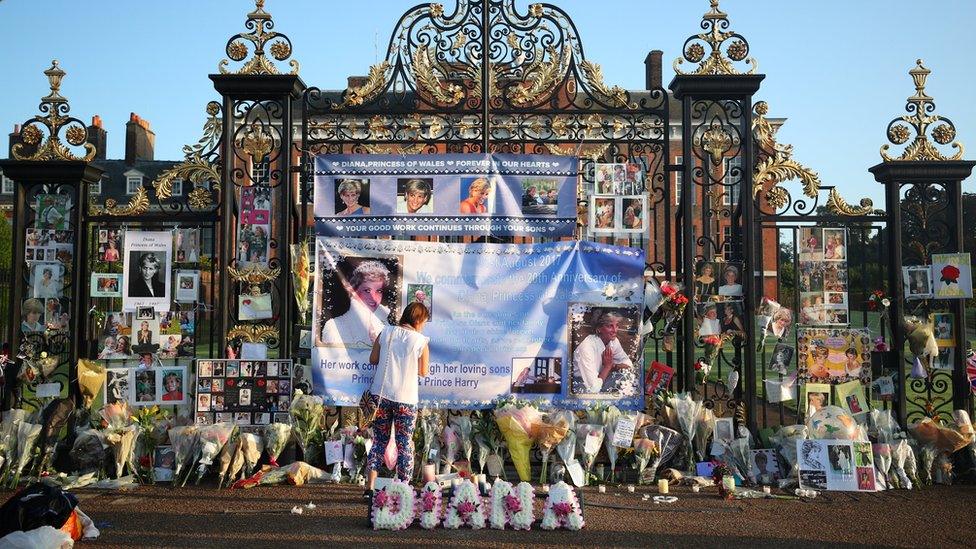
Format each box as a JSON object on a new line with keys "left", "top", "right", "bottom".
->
{"left": 194, "top": 359, "right": 294, "bottom": 427}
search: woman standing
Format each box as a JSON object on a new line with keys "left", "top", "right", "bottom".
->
{"left": 363, "top": 302, "right": 430, "bottom": 499}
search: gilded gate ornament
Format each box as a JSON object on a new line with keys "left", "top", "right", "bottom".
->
{"left": 152, "top": 102, "right": 222, "bottom": 209}
{"left": 880, "top": 60, "right": 964, "bottom": 162}
{"left": 674, "top": 0, "right": 758, "bottom": 76}
{"left": 218, "top": 0, "right": 299, "bottom": 76}
{"left": 12, "top": 61, "right": 97, "bottom": 162}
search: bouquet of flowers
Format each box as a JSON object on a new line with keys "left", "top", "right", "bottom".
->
{"left": 103, "top": 425, "right": 138, "bottom": 482}
{"left": 7, "top": 421, "right": 42, "bottom": 487}
{"left": 416, "top": 410, "right": 443, "bottom": 477}
{"left": 770, "top": 425, "right": 807, "bottom": 483}
{"left": 263, "top": 423, "right": 292, "bottom": 468}
{"left": 217, "top": 431, "right": 242, "bottom": 488}
{"left": 131, "top": 406, "right": 170, "bottom": 483}
{"left": 552, "top": 410, "right": 577, "bottom": 470}
{"left": 289, "top": 391, "right": 324, "bottom": 463}
{"left": 872, "top": 443, "right": 893, "bottom": 489}
{"left": 239, "top": 432, "right": 264, "bottom": 477}
{"left": 99, "top": 402, "right": 132, "bottom": 432}
{"left": 656, "top": 281, "right": 689, "bottom": 336}
{"left": 540, "top": 481, "right": 584, "bottom": 530}
{"left": 892, "top": 439, "right": 919, "bottom": 489}
{"left": 535, "top": 414, "right": 569, "bottom": 484}
{"left": 575, "top": 423, "right": 604, "bottom": 484}
{"left": 443, "top": 479, "right": 487, "bottom": 529}
{"left": 489, "top": 478, "right": 534, "bottom": 530}
{"left": 290, "top": 241, "right": 312, "bottom": 323}
{"left": 195, "top": 422, "right": 236, "bottom": 484}
{"left": 77, "top": 359, "right": 106, "bottom": 409}
{"left": 0, "top": 410, "right": 26, "bottom": 478}
{"left": 441, "top": 424, "right": 460, "bottom": 474}
{"left": 493, "top": 397, "right": 542, "bottom": 482}
{"left": 633, "top": 437, "right": 660, "bottom": 484}
{"left": 449, "top": 415, "right": 473, "bottom": 469}
{"left": 371, "top": 480, "right": 416, "bottom": 530}
{"left": 473, "top": 410, "right": 504, "bottom": 476}
{"left": 694, "top": 407, "right": 716, "bottom": 463}
{"left": 168, "top": 425, "right": 199, "bottom": 485}
{"left": 601, "top": 406, "right": 622, "bottom": 482}
{"left": 699, "top": 334, "right": 732, "bottom": 384}
{"left": 668, "top": 393, "right": 703, "bottom": 467}
{"left": 867, "top": 289, "right": 890, "bottom": 314}
{"left": 416, "top": 481, "right": 443, "bottom": 529}
{"left": 711, "top": 460, "right": 735, "bottom": 499}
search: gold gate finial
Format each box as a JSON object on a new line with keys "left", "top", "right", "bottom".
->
{"left": 218, "top": 0, "right": 299, "bottom": 75}
{"left": 674, "top": 0, "right": 757, "bottom": 75}
{"left": 880, "top": 59, "right": 963, "bottom": 162}
{"left": 12, "top": 60, "right": 96, "bottom": 162}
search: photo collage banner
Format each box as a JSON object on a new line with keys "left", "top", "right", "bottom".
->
{"left": 798, "top": 227, "right": 849, "bottom": 326}
{"left": 692, "top": 259, "right": 747, "bottom": 340}
{"left": 588, "top": 162, "right": 647, "bottom": 235}
{"left": 193, "top": 359, "right": 294, "bottom": 427}
{"left": 312, "top": 238, "right": 645, "bottom": 409}
{"left": 105, "top": 365, "right": 188, "bottom": 407}
{"left": 313, "top": 154, "right": 578, "bottom": 238}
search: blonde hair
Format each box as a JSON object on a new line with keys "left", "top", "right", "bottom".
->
{"left": 337, "top": 179, "right": 364, "bottom": 195}
{"left": 468, "top": 178, "right": 491, "bottom": 194}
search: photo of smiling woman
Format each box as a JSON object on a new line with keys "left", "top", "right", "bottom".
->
{"left": 459, "top": 177, "right": 493, "bottom": 214}
{"left": 396, "top": 178, "right": 433, "bottom": 214}
{"left": 334, "top": 178, "right": 371, "bottom": 216}
{"left": 317, "top": 256, "right": 401, "bottom": 349}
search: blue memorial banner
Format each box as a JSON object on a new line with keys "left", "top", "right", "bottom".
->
{"left": 311, "top": 237, "right": 645, "bottom": 409}
{"left": 313, "top": 154, "right": 578, "bottom": 237}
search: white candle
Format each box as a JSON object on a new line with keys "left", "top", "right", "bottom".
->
{"left": 657, "top": 479, "right": 669, "bottom": 494}
{"left": 597, "top": 485, "right": 606, "bottom": 493}
{"left": 691, "top": 484, "right": 701, "bottom": 493}
{"left": 542, "top": 484, "right": 550, "bottom": 493}
{"left": 626, "top": 485, "right": 635, "bottom": 493}
{"left": 762, "top": 485, "right": 771, "bottom": 495}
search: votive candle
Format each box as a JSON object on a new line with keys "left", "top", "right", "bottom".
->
{"left": 691, "top": 484, "right": 701, "bottom": 493}
{"left": 658, "top": 479, "right": 669, "bottom": 494}
{"left": 423, "top": 464, "right": 436, "bottom": 483}
{"left": 626, "top": 485, "right": 635, "bottom": 493}
{"left": 597, "top": 485, "right": 606, "bottom": 493}
{"left": 762, "top": 485, "right": 772, "bottom": 495}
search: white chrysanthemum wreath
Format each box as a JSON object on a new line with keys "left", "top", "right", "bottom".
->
{"left": 371, "top": 480, "right": 416, "bottom": 530}
{"left": 416, "top": 481, "right": 443, "bottom": 529}
{"left": 540, "top": 481, "right": 584, "bottom": 531}
{"left": 442, "top": 479, "right": 487, "bottom": 529}
{"left": 489, "top": 478, "right": 535, "bottom": 530}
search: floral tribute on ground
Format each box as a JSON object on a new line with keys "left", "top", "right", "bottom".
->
{"left": 442, "top": 478, "right": 487, "bottom": 529}
{"left": 371, "top": 479, "right": 416, "bottom": 530}
{"left": 488, "top": 478, "right": 534, "bottom": 530}
{"left": 416, "top": 481, "right": 443, "bottom": 529}
{"left": 540, "top": 481, "right": 584, "bottom": 530}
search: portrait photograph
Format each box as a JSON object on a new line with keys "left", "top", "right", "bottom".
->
{"left": 594, "top": 163, "right": 623, "bottom": 194}
{"left": 717, "top": 262, "right": 744, "bottom": 297}
{"left": 315, "top": 251, "right": 401, "bottom": 349}
{"left": 136, "top": 306, "right": 155, "bottom": 321}
{"left": 459, "top": 176, "right": 494, "bottom": 214}
{"left": 510, "top": 356, "right": 561, "bottom": 395}
{"left": 122, "top": 231, "right": 173, "bottom": 312}
{"left": 237, "top": 223, "right": 270, "bottom": 266}
{"left": 903, "top": 265, "right": 932, "bottom": 299}
{"left": 694, "top": 261, "right": 718, "bottom": 297}
{"left": 799, "top": 227, "right": 824, "bottom": 261}
{"left": 768, "top": 343, "right": 795, "bottom": 375}
{"left": 35, "top": 194, "right": 70, "bottom": 230}
{"left": 568, "top": 303, "right": 641, "bottom": 398}
{"left": 619, "top": 196, "right": 646, "bottom": 233}
{"left": 822, "top": 228, "right": 847, "bottom": 261}
{"left": 750, "top": 448, "right": 782, "bottom": 482}
{"left": 161, "top": 368, "right": 186, "bottom": 403}
{"left": 334, "top": 178, "right": 371, "bottom": 216}
{"left": 31, "top": 262, "right": 63, "bottom": 299}
{"left": 718, "top": 301, "right": 745, "bottom": 336}
{"left": 197, "top": 393, "right": 211, "bottom": 412}
{"left": 406, "top": 283, "right": 433, "bottom": 320}
{"left": 768, "top": 307, "right": 794, "bottom": 338}
{"left": 134, "top": 369, "right": 157, "bottom": 403}
{"left": 804, "top": 382, "right": 831, "bottom": 416}
{"left": 91, "top": 273, "right": 123, "bottom": 298}
{"left": 131, "top": 316, "right": 161, "bottom": 354}
{"left": 99, "top": 229, "right": 122, "bottom": 263}
{"left": 105, "top": 369, "right": 130, "bottom": 405}
{"left": 931, "top": 312, "right": 954, "bottom": 347}
{"left": 589, "top": 195, "right": 616, "bottom": 233}
{"left": 174, "top": 228, "right": 201, "bottom": 263}
{"left": 713, "top": 417, "right": 734, "bottom": 445}
{"left": 241, "top": 186, "right": 272, "bottom": 225}
{"left": 697, "top": 303, "right": 721, "bottom": 337}
{"left": 396, "top": 178, "right": 434, "bottom": 214}
{"left": 158, "top": 334, "right": 182, "bottom": 359}
{"left": 198, "top": 361, "right": 213, "bottom": 378}
{"left": 175, "top": 270, "right": 200, "bottom": 303}
{"left": 519, "top": 178, "right": 559, "bottom": 216}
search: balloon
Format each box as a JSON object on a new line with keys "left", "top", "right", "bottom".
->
{"left": 807, "top": 405, "right": 858, "bottom": 440}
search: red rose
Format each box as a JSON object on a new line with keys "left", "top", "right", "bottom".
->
{"left": 257, "top": 379, "right": 266, "bottom": 387}
{"left": 226, "top": 379, "right": 235, "bottom": 387}
{"left": 661, "top": 283, "right": 678, "bottom": 297}
{"left": 941, "top": 264, "right": 961, "bottom": 284}
{"left": 243, "top": 299, "right": 252, "bottom": 305}
{"left": 139, "top": 455, "right": 151, "bottom": 469}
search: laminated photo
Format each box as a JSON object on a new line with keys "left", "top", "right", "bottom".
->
{"left": 931, "top": 253, "right": 973, "bottom": 299}
{"left": 902, "top": 265, "right": 932, "bottom": 299}
{"left": 797, "top": 439, "right": 876, "bottom": 492}
{"left": 931, "top": 312, "right": 954, "bottom": 347}
{"left": 834, "top": 379, "right": 868, "bottom": 418}
{"left": 35, "top": 194, "right": 70, "bottom": 230}
{"left": 589, "top": 195, "right": 616, "bottom": 233}
{"left": 803, "top": 382, "right": 831, "bottom": 416}
{"left": 91, "top": 273, "right": 123, "bottom": 298}
{"left": 797, "top": 328, "right": 872, "bottom": 384}
{"left": 175, "top": 270, "right": 201, "bottom": 303}
{"left": 568, "top": 303, "right": 642, "bottom": 399}
{"left": 174, "top": 228, "right": 200, "bottom": 263}
{"left": 122, "top": 231, "right": 173, "bottom": 312}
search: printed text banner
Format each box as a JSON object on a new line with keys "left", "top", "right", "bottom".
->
{"left": 313, "top": 154, "right": 577, "bottom": 237}
{"left": 311, "top": 238, "right": 645, "bottom": 409}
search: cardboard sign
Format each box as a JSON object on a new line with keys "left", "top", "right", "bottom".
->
{"left": 324, "top": 440, "right": 343, "bottom": 465}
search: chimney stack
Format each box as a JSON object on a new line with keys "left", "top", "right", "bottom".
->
{"left": 87, "top": 115, "right": 107, "bottom": 161}
{"left": 644, "top": 50, "right": 663, "bottom": 90}
{"left": 124, "top": 112, "right": 155, "bottom": 164}
{"left": 347, "top": 75, "right": 367, "bottom": 88}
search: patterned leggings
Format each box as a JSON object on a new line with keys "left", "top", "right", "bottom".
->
{"left": 365, "top": 394, "right": 418, "bottom": 481}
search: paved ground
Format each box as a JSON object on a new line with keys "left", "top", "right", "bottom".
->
{"left": 14, "top": 482, "right": 973, "bottom": 548}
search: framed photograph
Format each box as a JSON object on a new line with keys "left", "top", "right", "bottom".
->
{"left": 237, "top": 223, "right": 270, "bottom": 265}
{"left": 136, "top": 306, "right": 155, "bottom": 321}
{"left": 713, "top": 417, "right": 734, "bottom": 445}
{"left": 174, "top": 228, "right": 200, "bottom": 263}
{"left": 749, "top": 448, "right": 782, "bottom": 483}
{"left": 567, "top": 303, "right": 642, "bottom": 398}
{"left": 35, "top": 194, "right": 69, "bottom": 230}
{"left": 803, "top": 382, "right": 831, "bottom": 416}
{"left": 931, "top": 312, "right": 954, "bottom": 347}
{"left": 594, "top": 163, "right": 620, "bottom": 194}
{"left": 175, "top": 270, "right": 200, "bottom": 303}
{"left": 589, "top": 195, "right": 616, "bottom": 233}
{"left": 153, "top": 446, "right": 176, "bottom": 482}
{"left": 334, "top": 178, "right": 371, "bottom": 216}
{"left": 903, "top": 265, "right": 933, "bottom": 299}
{"left": 835, "top": 379, "right": 868, "bottom": 417}
{"left": 768, "top": 343, "right": 795, "bottom": 375}
{"left": 396, "top": 178, "right": 434, "bottom": 215}
{"left": 934, "top": 347, "right": 954, "bottom": 371}
{"left": 31, "top": 262, "right": 63, "bottom": 299}
{"left": 619, "top": 195, "right": 646, "bottom": 233}
{"left": 90, "top": 273, "right": 123, "bottom": 298}
{"left": 122, "top": 231, "right": 173, "bottom": 312}
{"left": 105, "top": 368, "right": 130, "bottom": 405}
{"left": 822, "top": 228, "right": 847, "bottom": 261}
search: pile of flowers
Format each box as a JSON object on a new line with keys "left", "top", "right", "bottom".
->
{"left": 493, "top": 396, "right": 541, "bottom": 482}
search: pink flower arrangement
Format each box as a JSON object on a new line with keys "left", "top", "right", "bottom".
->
{"left": 372, "top": 481, "right": 415, "bottom": 530}
{"left": 416, "top": 481, "right": 442, "bottom": 529}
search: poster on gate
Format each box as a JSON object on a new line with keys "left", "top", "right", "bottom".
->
{"left": 313, "top": 154, "right": 578, "bottom": 238}
{"left": 311, "top": 237, "right": 645, "bottom": 409}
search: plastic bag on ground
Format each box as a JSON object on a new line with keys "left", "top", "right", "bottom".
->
{"left": 0, "top": 525, "right": 73, "bottom": 548}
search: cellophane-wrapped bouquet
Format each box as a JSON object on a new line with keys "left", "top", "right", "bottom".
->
{"left": 416, "top": 411, "right": 442, "bottom": 478}
{"left": 168, "top": 425, "right": 199, "bottom": 485}
{"left": 668, "top": 393, "right": 703, "bottom": 468}
{"left": 217, "top": 429, "right": 242, "bottom": 489}
{"left": 441, "top": 424, "right": 460, "bottom": 474}
{"left": 264, "top": 423, "right": 293, "bottom": 468}
{"left": 473, "top": 409, "right": 504, "bottom": 477}
{"left": 0, "top": 409, "right": 26, "bottom": 480}
{"left": 195, "top": 422, "right": 236, "bottom": 484}
{"left": 8, "top": 421, "right": 42, "bottom": 487}
{"left": 493, "top": 396, "right": 542, "bottom": 482}
{"left": 289, "top": 391, "right": 324, "bottom": 463}
{"left": 100, "top": 402, "right": 136, "bottom": 483}
{"left": 770, "top": 424, "right": 807, "bottom": 488}
{"left": 449, "top": 415, "right": 473, "bottom": 471}
{"left": 535, "top": 414, "right": 569, "bottom": 484}
{"left": 131, "top": 406, "right": 170, "bottom": 483}
{"left": 575, "top": 423, "right": 604, "bottom": 484}
{"left": 601, "top": 406, "right": 622, "bottom": 482}
{"left": 551, "top": 410, "right": 577, "bottom": 476}
{"left": 633, "top": 437, "right": 661, "bottom": 484}
{"left": 240, "top": 432, "right": 264, "bottom": 477}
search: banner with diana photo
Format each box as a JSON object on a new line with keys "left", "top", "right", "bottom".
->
{"left": 313, "top": 154, "right": 577, "bottom": 238}
{"left": 312, "top": 237, "right": 645, "bottom": 409}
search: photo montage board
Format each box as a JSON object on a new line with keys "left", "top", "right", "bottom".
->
{"left": 194, "top": 359, "right": 294, "bottom": 428}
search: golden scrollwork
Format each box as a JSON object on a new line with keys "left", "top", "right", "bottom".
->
{"left": 236, "top": 122, "right": 275, "bottom": 161}
{"left": 507, "top": 46, "right": 570, "bottom": 106}
{"left": 880, "top": 59, "right": 964, "bottom": 162}
{"left": 12, "top": 61, "right": 97, "bottom": 162}
{"left": 578, "top": 61, "right": 629, "bottom": 108}
{"left": 153, "top": 153, "right": 220, "bottom": 204}
{"left": 826, "top": 189, "right": 874, "bottom": 216}
{"left": 218, "top": 0, "right": 300, "bottom": 76}
{"left": 543, "top": 143, "right": 611, "bottom": 158}
{"left": 363, "top": 143, "right": 426, "bottom": 155}
{"left": 413, "top": 46, "right": 465, "bottom": 105}
{"left": 673, "top": 0, "right": 758, "bottom": 76}
{"left": 700, "top": 120, "right": 734, "bottom": 167}
{"left": 226, "top": 324, "right": 279, "bottom": 344}
{"left": 341, "top": 61, "right": 391, "bottom": 107}
{"left": 89, "top": 187, "right": 150, "bottom": 217}
{"left": 228, "top": 263, "right": 281, "bottom": 284}
{"left": 187, "top": 187, "right": 215, "bottom": 209}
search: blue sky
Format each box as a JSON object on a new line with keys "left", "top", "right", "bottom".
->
{"left": 1, "top": 0, "right": 973, "bottom": 205}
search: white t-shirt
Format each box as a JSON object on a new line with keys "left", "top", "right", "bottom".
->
{"left": 573, "top": 334, "right": 633, "bottom": 394}
{"left": 370, "top": 326, "right": 428, "bottom": 405}
{"left": 320, "top": 299, "right": 390, "bottom": 349}
{"left": 718, "top": 284, "right": 742, "bottom": 297}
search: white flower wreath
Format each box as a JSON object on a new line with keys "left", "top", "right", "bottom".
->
{"left": 415, "top": 481, "right": 443, "bottom": 529}
{"left": 489, "top": 478, "right": 535, "bottom": 530}
{"left": 540, "top": 481, "right": 584, "bottom": 531}
{"left": 442, "top": 479, "right": 487, "bottom": 529}
{"left": 371, "top": 480, "right": 416, "bottom": 530}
